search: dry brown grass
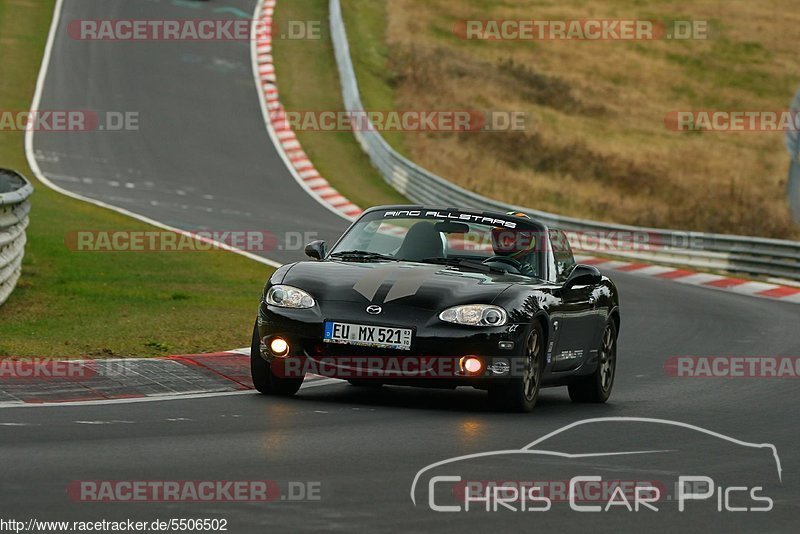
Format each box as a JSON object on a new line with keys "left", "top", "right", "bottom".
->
{"left": 355, "top": 0, "right": 800, "bottom": 237}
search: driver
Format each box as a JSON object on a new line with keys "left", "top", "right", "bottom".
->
{"left": 489, "top": 212, "right": 538, "bottom": 276}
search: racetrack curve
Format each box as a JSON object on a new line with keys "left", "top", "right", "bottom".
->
{"left": 27, "top": 0, "right": 347, "bottom": 265}
{"left": 6, "top": 0, "right": 800, "bottom": 532}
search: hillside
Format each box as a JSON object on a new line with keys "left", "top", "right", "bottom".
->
{"left": 344, "top": 0, "right": 800, "bottom": 238}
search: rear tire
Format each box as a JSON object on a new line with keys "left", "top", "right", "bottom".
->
{"left": 568, "top": 320, "right": 617, "bottom": 403}
{"left": 488, "top": 322, "right": 544, "bottom": 413}
{"left": 250, "top": 321, "right": 304, "bottom": 396}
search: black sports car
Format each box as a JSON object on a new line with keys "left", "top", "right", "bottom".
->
{"left": 251, "top": 206, "right": 620, "bottom": 412}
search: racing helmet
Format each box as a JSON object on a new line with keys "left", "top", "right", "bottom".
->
{"left": 491, "top": 211, "right": 537, "bottom": 259}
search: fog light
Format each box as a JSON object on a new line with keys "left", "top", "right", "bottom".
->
{"left": 460, "top": 356, "right": 484, "bottom": 375}
{"left": 269, "top": 337, "right": 290, "bottom": 358}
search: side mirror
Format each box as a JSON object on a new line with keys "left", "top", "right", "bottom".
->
{"left": 304, "top": 240, "right": 327, "bottom": 260}
{"left": 565, "top": 264, "right": 602, "bottom": 288}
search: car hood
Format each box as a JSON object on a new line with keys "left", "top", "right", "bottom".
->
{"left": 282, "top": 260, "right": 524, "bottom": 311}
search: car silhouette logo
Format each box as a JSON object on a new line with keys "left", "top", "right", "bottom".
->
{"left": 366, "top": 305, "right": 383, "bottom": 315}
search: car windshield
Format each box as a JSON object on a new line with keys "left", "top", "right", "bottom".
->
{"left": 329, "top": 210, "right": 543, "bottom": 277}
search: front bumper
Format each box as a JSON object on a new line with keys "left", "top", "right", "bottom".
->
{"left": 257, "top": 300, "right": 529, "bottom": 386}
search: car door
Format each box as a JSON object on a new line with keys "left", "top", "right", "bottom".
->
{"left": 547, "top": 230, "right": 599, "bottom": 372}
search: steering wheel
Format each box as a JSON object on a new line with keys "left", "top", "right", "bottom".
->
{"left": 482, "top": 255, "right": 522, "bottom": 272}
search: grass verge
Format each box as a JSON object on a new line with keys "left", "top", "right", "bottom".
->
{"left": 0, "top": 0, "right": 271, "bottom": 357}
{"left": 271, "top": 0, "right": 408, "bottom": 207}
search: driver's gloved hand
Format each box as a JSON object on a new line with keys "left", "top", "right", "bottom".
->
{"left": 518, "top": 264, "right": 535, "bottom": 277}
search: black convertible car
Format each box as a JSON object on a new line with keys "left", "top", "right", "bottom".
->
{"left": 251, "top": 206, "right": 620, "bottom": 412}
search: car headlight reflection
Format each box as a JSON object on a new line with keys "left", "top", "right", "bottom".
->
{"left": 439, "top": 305, "right": 508, "bottom": 326}
{"left": 266, "top": 285, "right": 316, "bottom": 309}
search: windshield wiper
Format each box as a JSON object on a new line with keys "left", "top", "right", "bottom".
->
{"left": 414, "top": 257, "right": 507, "bottom": 274}
{"left": 329, "top": 250, "right": 398, "bottom": 262}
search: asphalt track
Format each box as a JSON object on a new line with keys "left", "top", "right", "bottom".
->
{"left": 28, "top": 0, "right": 346, "bottom": 263}
{"left": 6, "top": 0, "right": 800, "bottom": 531}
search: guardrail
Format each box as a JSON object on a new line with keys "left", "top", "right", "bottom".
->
{"left": 329, "top": 0, "right": 800, "bottom": 282}
{"left": 787, "top": 89, "right": 800, "bottom": 224}
{"left": 0, "top": 169, "right": 33, "bottom": 306}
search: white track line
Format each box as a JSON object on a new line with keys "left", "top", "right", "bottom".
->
{"left": 25, "top": 0, "right": 280, "bottom": 269}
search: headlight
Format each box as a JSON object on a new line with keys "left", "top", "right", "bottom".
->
{"left": 265, "top": 285, "right": 315, "bottom": 309}
{"left": 439, "top": 305, "right": 507, "bottom": 326}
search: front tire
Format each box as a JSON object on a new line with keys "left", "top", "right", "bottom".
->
{"left": 250, "top": 321, "right": 304, "bottom": 396}
{"left": 488, "top": 323, "right": 544, "bottom": 413}
{"left": 568, "top": 319, "right": 617, "bottom": 403}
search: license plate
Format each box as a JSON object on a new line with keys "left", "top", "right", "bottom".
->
{"left": 323, "top": 321, "right": 412, "bottom": 351}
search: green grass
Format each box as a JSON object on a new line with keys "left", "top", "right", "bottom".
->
{"left": 0, "top": 0, "right": 272, "bottom": 357}
{"left": 339, "top": 0, "right": 411, "bottom": 157}
{"left": 271, "top": 0, "right": 408, "bottom": 206}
